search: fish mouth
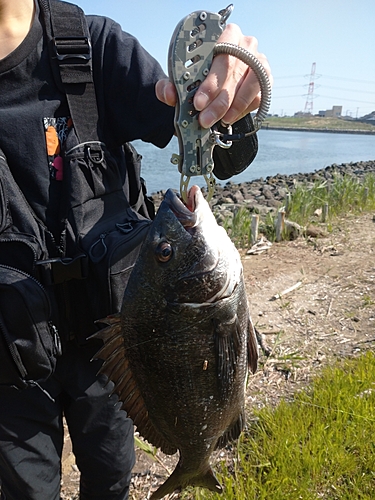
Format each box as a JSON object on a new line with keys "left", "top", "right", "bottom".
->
{"left": 163, "top": 186, "right": 201, "bottom": 229}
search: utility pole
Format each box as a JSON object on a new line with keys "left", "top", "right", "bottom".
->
{"left": 304, "top": 62, "right": 316, "bottom": 115}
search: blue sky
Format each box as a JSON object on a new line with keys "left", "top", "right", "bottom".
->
{"left": 74, "top": 0, "right": 375, "bottom": 118}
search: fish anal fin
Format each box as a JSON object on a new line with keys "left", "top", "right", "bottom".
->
{"left": 215, "top": 410, "right": 245, "bottom": 450}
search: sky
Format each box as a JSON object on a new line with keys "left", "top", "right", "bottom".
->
{"left": 74, "top": 0, "right": 375, "bottom": 118}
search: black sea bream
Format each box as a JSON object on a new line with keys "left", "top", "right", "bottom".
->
{"left": 95, "top": 185, "right": 258, "bottom": 499}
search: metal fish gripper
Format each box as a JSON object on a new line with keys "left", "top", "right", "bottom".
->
{"left": 168, "top": 4, "right": 271, "bottom": 203}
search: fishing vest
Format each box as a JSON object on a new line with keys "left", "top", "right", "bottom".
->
{"left": 0, "top": 0, "right": 153, "bottom": 389}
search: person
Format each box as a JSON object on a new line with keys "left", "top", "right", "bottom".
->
{"left": 0, "top": 0, "right": 272, "bottom": 499}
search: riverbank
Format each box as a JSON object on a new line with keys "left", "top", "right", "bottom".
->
{"left": 150, "top": 159, "right": 375, "bottom": 216}
{"left": 263, "top": 115, "right": 375, "bottom": 134}
{"left": 263, "top": 125, "right": 375, "bottom": 135}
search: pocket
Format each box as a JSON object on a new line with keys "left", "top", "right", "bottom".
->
{"left": 64, "top": 216, "right": 151, "bottom": 343}
{"left": 62, "top": 130, "right": 125, "bottom": 207}
{"left": 0, "top": 264, "right": 61, "bottom": 388}
{"left": 0, "top": 231, "right": 45, "bottom": 275}
{"left": 88, "top": 217, "right": 151, "bottom": 313}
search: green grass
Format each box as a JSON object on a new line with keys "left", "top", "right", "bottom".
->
{"left": 220, "top": 172, "right": 375, "bottom": 244}
{"left": 182, "top": 351, "right": 375, "bottom": 500}
{"left": 286, "top": 173, "right": 375, "bottom": 226}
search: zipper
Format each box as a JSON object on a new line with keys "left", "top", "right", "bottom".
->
{"left": 1, "top": 263, "right": 49, "bottom": 294}
{"left": 0, "top": 234, "right": 39, "bottom": 262}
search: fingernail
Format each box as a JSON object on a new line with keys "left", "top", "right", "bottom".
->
{"left": 199, "top": 110, "right": 217, "bottom": 129}
{"left": 194, "top": 91, "right": 210, "bottom": 111}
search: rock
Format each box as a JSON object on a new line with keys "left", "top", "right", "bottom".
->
{"left": 305, "top": 225, "right": 328, "bottom": 238}
{"left": 149, "top": 160, "right": 375, "bottom": 222}
{"left": 284, "top": 220, "right": 302, "bottom": 240}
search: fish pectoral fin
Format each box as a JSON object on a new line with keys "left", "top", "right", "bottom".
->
{"left": 247, "top": 316, "right": 259, "bottom": 374}
{"left": 150, "top": 464, "right": 222, "bottom": 500}
{"left": 214, "top": 314, "right": 242, "bottom": 398}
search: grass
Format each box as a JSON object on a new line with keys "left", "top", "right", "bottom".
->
{"left": 221, "top": 172, "right": 375, "bottom": 244}
{"left": 286, "top": 173, "right": 375, "bottom": 226}
{"left": 182, "top": 351, "right": 375, "bottom": 500}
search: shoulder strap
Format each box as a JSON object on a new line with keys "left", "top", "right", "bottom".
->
{"left": 39, "top": 0, "right": 99, "bottom": 143}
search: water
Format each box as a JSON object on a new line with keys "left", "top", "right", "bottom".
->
{"left": 133, "top": 129, "right": 375, "bottom": 195}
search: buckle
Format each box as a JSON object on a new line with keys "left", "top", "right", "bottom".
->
{"left": 35, "top": 254, "right": 89, "bottom": 286}
{"left": 53, "top": 36, "right": 92, "bottom": 62}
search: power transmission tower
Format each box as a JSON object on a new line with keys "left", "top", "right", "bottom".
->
{"left": 304, "top": 62, "right": 316, "bottom": 114}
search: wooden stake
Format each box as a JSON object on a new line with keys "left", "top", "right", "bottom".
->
{"left": 250, "top": 214, "right": 259, "bottom": 245}
{"left": 285, "top": 193, "right": 291, "bottom": 215}
{"left": 276, "top": 210, "right": 285, "bottom": 242}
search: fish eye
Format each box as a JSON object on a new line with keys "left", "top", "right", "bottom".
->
{"left": 155, "top": 241, "right": 173, "bottom": 262}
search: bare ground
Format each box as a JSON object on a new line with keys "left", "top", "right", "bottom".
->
{"left": 61, "top": 212, "right": 375, "bottom": 500}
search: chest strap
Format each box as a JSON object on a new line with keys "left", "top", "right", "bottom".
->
{"left": 39, "top": 0, "right": 99, "bottom": 144}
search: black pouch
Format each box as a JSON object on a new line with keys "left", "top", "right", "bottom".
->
{"left": 60, "top": 135, "right": 151, "bottom": 342}
{"left": 0, "top": 153, "right": 62, "bottom": 389}
{"left": 63, "top": 209, "right": 151, "bottom": 342}
{"left": 0, "top": 265, "right": 61, "bottom": 389}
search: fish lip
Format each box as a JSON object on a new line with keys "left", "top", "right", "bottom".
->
{"left": 163, "top": 188, "right": 198, "bottom": 228}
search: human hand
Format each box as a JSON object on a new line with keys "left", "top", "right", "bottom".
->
{"left": 155, "top": 23, "right": 272, "bottom": 129}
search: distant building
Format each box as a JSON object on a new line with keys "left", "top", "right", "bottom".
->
{"left": 318, "top": 106, "right": 342, "bottom": 118}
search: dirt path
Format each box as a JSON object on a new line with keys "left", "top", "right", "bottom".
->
{"left": 61, "top": 213, "right": 375, "bottom": 499}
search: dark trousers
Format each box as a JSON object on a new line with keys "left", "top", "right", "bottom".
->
{"left": 0, "top": 341, "right": 135, "bottom": 500}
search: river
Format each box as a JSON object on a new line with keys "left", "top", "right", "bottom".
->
{"left": 133, "top": 129, "right": 375, "bottom": 195}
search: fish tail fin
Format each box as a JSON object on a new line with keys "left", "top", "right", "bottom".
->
{"left": 150, "top": 465, "right": 223, "bottom": 499}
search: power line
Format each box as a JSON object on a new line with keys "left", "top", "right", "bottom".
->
{"left": 321, "top": 85, "right": 375, "bottom": 95}
{"left": 273, "top": 84, "right": 375, "bottom": 95}
{"left": 322, "top": 75, "right": 375, "bottom": 85}
{"left": 317, "top": 95, "right": 375, "bottom": 105}
{"left": 274, "top": 74, "right": 375, "bottom": 86}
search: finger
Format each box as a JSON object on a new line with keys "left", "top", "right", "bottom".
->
{"left": 221, "top": 53, "right": 273, "bottom": 124}
{"left": 194, "top": 26, "right": 264, "bottom": 128}
{"left": 194, "top": 24, "right": 257, "bottom": 109}
{"left": 155, "top": 79, "right": 177, "bottom": 107}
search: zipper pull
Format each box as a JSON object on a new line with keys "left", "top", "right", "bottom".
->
{"left": 89, "top": 233, "right": 108, "bottom": 262}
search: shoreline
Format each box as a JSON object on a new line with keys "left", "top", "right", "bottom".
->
{"left": 150, "top": 159, "right": 375, "bottom": 214}
{"left": 262, "top": 126, "right": 375, "bottom": 136}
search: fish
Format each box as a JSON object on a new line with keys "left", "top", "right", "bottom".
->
{"left": 94, "top": 185, "right": 259, "bottom": 499}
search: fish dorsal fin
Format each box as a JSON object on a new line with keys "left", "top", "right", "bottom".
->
{"left": 93, "top": 316, "right": 177, "bottom": 455}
